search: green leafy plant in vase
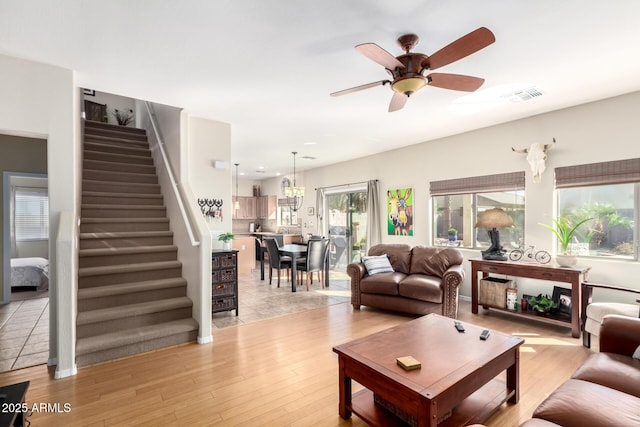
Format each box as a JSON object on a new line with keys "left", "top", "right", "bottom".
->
{"left": 539, "top": 216, "right": 591, "bottom": 266}
{"left": 218, "top": 233, "right": 235, "bottom": 250}
{"left": 447, "top": 228, "right": 458, "bottom": 242}
{"left": 528, "top": 293, "right": 558, "bottom": 315}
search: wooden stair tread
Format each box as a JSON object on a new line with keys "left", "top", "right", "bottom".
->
{"left": 81, "top": 217, "right": 169, "bottom": 223}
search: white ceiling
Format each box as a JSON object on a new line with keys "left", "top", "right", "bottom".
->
{"left": 2, "top": 1, "right": 640, "bottom": 179}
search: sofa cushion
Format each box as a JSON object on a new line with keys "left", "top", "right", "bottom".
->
{"left": 409, "top": 246, "right": 463, "bottom": 277}
{"left": 398, "top": 275, "right": 442, "bottom": 303}
{"left": 532, "top": 379, "right": 640, "bottom": 427}
{"left": 359, "top": 272, "right": 406, "bottom": 295}
{"left": 361, "top": 254, "right": 394, "bottom": 276}
{"left": 571, "top": 352, "right": 640, "bottom": 398}
{"left": 368, "top": 244, "right": 412, "bottom": 273}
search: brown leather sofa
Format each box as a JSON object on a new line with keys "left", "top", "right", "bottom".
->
{"left": 347, "top": 244, "right": 464, "bottom": 318}
{"left": 521, "top": 315, "right": 640, "bottom": 426}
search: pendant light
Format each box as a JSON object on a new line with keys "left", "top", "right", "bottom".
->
{"left": 284, "top": 151, "right": 304, "bottom": 211}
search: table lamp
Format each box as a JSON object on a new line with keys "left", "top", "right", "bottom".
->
{"left": 475, "top": 208, "right": 514, "bottom": 261}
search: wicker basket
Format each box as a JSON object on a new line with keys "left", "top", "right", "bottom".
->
{"left": 479, "top": 277, "right": 513, "bottom": 309}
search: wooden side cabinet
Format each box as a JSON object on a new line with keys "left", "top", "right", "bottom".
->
{"left": 212, "top": 250, "right": 239, "bottom": 316}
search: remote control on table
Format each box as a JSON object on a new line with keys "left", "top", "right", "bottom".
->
{"left": 454, "top": 321, "right": 465, "bottom": 333}
{"left": 480, "top": 329, "right": 490, "bottom": 340}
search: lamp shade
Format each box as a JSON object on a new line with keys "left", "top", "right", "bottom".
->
{"left": 475, "top": 208, "right": 514, "bottom": 228}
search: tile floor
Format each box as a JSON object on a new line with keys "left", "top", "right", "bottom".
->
{"left": 0, "top": 296, "right": 49, "bottom": 373}
{"left": 211, "top": 266, "right": 352, "bottom": 329}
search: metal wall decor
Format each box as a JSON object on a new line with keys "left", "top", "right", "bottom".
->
{"left": 198, "top": 198, "right": 224, "bottom": 220}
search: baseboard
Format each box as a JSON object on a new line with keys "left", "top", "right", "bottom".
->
{"left": 459, "top": 295, "right": 471, "bottom": 302}
{"left": 198, "top": 335, "right": 213, "bottom": 344}
{"left": 54, "top": 365, "right": 78, "bottom": 379}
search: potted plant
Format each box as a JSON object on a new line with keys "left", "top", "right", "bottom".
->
{"left": 528, "top": 293, "right": 558, "bottom": 315}
{"left": 218, "top": 233, "right": 235, "bottom": 250}
{"left": 447, "top": 228, "right": 458, "bottom": 242}
{"left": 111, "top": 108, "right": 135, "bottom": 126}
{"left": 539, "top": 216, "right": 591, "bottom": 266}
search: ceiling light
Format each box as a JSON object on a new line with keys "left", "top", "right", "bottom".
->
{"left": 391, "top": 76, "right": 426, "bottom": 96}
{"left": 284, "top": 151, "right": 304, "bottom": 212}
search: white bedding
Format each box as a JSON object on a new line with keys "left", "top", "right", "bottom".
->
{"left": 10, "top": 257, "right": 49, "bottom": 289}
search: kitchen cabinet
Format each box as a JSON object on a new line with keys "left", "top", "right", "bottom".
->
{"left": 257, "top": 195, "right": 277, "bottom": 219}
{"left": 232, "top": 196, "right": 257, "bottom": 219}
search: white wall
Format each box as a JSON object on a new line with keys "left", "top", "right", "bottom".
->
{"left": 0, "top": 54, "right": 79, "bottom": 374}
{"left": 187, "top": 116, "right": 232, "bottom": 237}
{"left": 263, "top": 92, "right": 640, "bottom": 299}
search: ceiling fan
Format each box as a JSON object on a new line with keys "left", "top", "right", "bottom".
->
{"left": 330, "top": 27, "right": 495, "bottom": 112}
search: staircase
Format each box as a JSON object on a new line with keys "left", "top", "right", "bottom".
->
{"left": 76, "top": 120, "right": 199, "bottom": 367}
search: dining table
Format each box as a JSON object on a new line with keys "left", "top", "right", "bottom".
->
{"left": 258, "top": 242, "right": 330, "bottom": 292}
{"left": 278, "top": 244, "right": 308, "bottom": 292}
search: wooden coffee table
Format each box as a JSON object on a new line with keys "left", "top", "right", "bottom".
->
{"left": 333, "top": 314, "right": 524, "bottom": 426}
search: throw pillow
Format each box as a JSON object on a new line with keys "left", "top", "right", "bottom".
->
{"left": 633, "top": 345, "right": 640, "bottom": 360}
{"left": 362, "top": 254, "right": 394, "bottom": 276}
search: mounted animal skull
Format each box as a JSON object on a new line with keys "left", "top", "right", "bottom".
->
{"left": 512, "top": 138, "right": 556, "bottom": 183}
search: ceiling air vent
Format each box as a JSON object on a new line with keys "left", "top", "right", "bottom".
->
{"left": 502, "top": 86, "right": 543, "bottom": 103}
{"left": 301, "top": 156, "right": 317, "bottom": 160}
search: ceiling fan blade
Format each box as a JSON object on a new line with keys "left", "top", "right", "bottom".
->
{"left": 426, "top": 27, "right": 495, "bottom": 70}
{"left": 330, "top": 80, "right": 389, "bottom": 97}
{"left": 355, "top": 43, "right": 405, "bottom": 70}
{"left": 427, "top": 73, "right": 485, "bottom": 92}
{"left": 388, "top": 92, "right": 408, "bottom": 112}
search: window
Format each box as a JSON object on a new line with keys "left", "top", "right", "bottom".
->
{"left": 431, "top": 172, "right": 525, "bottom": 250}
{"left": 556, "top": 159, "right": 639, "bottom": 260}
{"left": 15, "top": 188, "right": 49, "bottom": 241}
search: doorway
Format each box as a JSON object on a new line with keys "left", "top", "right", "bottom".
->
{"left": 325, "top": 189, "right": 367, "bottom": 273}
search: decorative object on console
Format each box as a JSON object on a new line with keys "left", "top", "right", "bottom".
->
{"left": 197, "top": 198, "right": 224, "bottom": 220}
{"left": 539, "top": 215, "right": 592, "bottom": 267}
{"left": 475, "top": 208, "right": 514, "bottom": 261}
{"left": 552, "top": 285, "right": 572, "bottom": 318}
{"left": 218, "top": 233, "right": 235, "bottom": 251}
{"left": 508, "top": 244, "right": 551, "bottom": 264}
{"left": 528, "top": 293, "right": 558, "bottom": 315}
{"left": 284, "top": 152, "right": 304, "bottom": 211}
{"left": 512, "top": 137, "right": 556, "bottom": 183}
{"left": 387, "top": 188, "right": 413, "bottom": 236}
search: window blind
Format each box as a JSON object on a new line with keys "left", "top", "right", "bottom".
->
{"left": 555, "top": 158, "right": 640, "bottom": 188}
{"left": 430, "top": 171, "right": 525, "bottom": 196}
{"left": 15, "top": 189, "right": 49, "bottom": 241}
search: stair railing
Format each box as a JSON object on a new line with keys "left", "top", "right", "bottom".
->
{"left": 143, "top": 101, "right": 199, "bottom": 246}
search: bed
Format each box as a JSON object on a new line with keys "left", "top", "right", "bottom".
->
{"left": 10, "top": 257, "right": 49, "bottom": 290}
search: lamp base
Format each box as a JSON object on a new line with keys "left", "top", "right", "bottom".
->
{"left": 481, "top": 228, "right": 508, "bottom": 261}
{"left": 480, "top": 250, "right": 508, "bottom": 261}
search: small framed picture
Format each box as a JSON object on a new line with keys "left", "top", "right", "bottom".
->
{"left": 307, "top": 207, "right": 314, "bottom": 216}
{"left": 83, "top": 88, "right": 96, "bottom": 96}
{"left": 552, "top": 286, "right": 572, "bottom": 317}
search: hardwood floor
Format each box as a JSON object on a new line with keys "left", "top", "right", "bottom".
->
{"left": 0, "top": 299, "right": 593, "bottom": 426}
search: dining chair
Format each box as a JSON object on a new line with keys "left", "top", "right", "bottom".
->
{"left": 264, "top": 237, "right": 292, "bottom": 287}
{"left": 296, "top": 238, "right": 330, "bottom": 291}
{"left": 581, "top": 281, "right": 640, "bottom": 348}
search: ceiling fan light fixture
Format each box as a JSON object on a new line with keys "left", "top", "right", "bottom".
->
{"left": 391, "top": 76, "right": 426, "bottom": 96}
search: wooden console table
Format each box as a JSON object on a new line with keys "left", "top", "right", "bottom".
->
{"left": 470, "top": 258, "right": 591, "bottom": 338}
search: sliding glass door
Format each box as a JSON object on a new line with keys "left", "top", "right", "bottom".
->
{"left": 325, "top": 190, "right": 367, "bottom": 272}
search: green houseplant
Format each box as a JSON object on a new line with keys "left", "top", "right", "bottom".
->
{"left": 218, "top": 233, "right": 235, "bottom": 250}
{"left": 447, "top": 228, "right": 458, "bottom": 241}
{"left": 528, "top": 293, "right": 558, "bottom": 315}
{"left": 539, "top": 216, "right": 591, "bottom": 266}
